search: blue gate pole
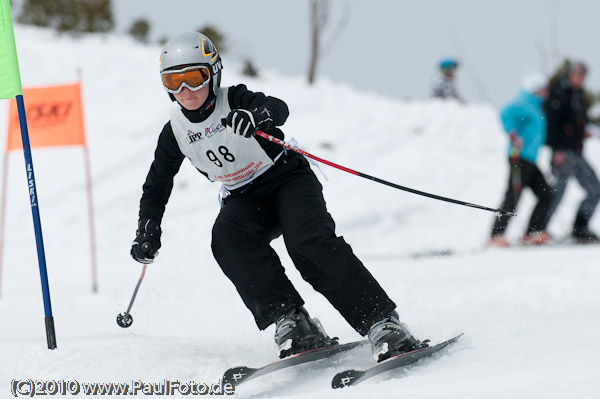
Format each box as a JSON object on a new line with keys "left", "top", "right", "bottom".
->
{"left": 16, "top": 94, "right": 57, "bottom": 349}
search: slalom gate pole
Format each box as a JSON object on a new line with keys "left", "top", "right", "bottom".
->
{"left": 256, "top": 130, "right": 515, "bottom": 217}
{"left": 16, "top": 94, "right": 57, "bottom": 349}
{"left": 0, "top": 151, "right": 8, "bottom": 298}
{"left": 83, "top": 144, "right": 98, "bottom": 293}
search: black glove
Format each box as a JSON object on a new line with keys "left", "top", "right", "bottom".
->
{"left": 223, "top": 106, "right": 274, "bottom": 139}
{"left": 130, "top": 218, "right": 161, "bottom": 264}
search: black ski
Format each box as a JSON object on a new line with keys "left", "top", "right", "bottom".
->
{"left": 223, "top": 340, "right": 368, "bottom": 387}
{"left": 331, "top": 333, "right": 463, "bottom": 389}
{"left": 406, "top": 237, "right": 595, "bottom": 259}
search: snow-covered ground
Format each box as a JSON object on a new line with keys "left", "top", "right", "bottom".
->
{"left": 1, "top": 26, "right": 599, "bottom": 398}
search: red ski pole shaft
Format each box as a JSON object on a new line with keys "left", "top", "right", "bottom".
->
{"left": 256, "top": 130, "right": 515, "bottom": 217}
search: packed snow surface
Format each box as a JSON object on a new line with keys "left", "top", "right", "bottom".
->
{"left": 1, "top": 27, "right": 599, "bottom": 398}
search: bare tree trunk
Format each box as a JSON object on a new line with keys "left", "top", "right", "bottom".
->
{"left": 308, "top": 0, "right": 328, "bottom": 85}
{"left": 307, "top": 0, "right": 350, "bottom": 85}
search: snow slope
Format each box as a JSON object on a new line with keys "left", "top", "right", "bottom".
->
{"left": 0, "top": 26, "right": 599, "bottom": 398}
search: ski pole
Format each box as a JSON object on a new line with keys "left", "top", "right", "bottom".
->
{"left": 510, "top": 147, "right": 522, "bottom": 195}
{"left": 256, "top": 130, "right": 515, "bottom": 217}
{"left": 116, "top": 263, "right": 148, "bottom": 328}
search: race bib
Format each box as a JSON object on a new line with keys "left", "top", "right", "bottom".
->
{"left": 170, "top": 88, "right": 274, "bottom": 189}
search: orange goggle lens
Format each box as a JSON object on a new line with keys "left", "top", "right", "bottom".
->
{"left": 161, "top": 66, "right": 211, "bottom": 93}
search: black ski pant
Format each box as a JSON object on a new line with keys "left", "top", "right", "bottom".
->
{"left": 491, "top": 158, "right": 552, "bottom": 236}
{"left": 545, "top": 150, "right": 600, "bottom": 227}
{"left": 211, "top": 153, "right": 396, "bottom": 336}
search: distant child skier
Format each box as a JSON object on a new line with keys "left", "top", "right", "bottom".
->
{"left": 130, "top": 32, "right": 426, "bottom": 361}
{"left": 432, "top": 58, "right": 463, "bottom": 101}
{"left": 488, "top": 71, "right": 552, "bottom": 247}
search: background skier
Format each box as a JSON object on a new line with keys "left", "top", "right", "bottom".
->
{"left": 432, "top": 58, "right": 463, "bottom": 101}
{"left": 488, "top": 71, "right": 552, "bottom": 247}
{"left": 544, "top": 61, "right": 600, "bottom": 243}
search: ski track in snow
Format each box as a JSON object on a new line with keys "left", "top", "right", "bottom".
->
{"left": 0, "top": 26, "right": 599, "bottom": 398}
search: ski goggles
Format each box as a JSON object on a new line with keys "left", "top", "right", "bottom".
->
{"left": 161, "top": 65, "right": 211, "bottom": 94}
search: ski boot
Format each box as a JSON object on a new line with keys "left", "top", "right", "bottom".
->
{"left": 367, "top": 311, "right": 427, "bottom": 362}
{"left": 486, "top": 235, "right": 510, "bottom": 247}
{"left": 521, "top": 231, "right": 552, "bottom": 246}
{"left": 573, "top": 225, "right": 599, "bottom": 244}
{"left": 274, "top": 306, "right": 337, "bottom": 359}
{"left": 572, "top": 214, "right": 600, "bottom": 244}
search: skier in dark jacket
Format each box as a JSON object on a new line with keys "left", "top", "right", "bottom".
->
{"left": 130, "top": 32, "right": 425, "bottom": 362}
{"left": 544, "top": 61, "right": 600, "bottom": 242}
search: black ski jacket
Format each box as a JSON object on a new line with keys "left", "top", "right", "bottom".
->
{"left": 544, "top": 79, "right": 588, "bottom": 154}
{"left": 138, "top": 84, "right": 289, "bottom": 223}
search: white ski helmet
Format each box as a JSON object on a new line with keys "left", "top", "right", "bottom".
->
{"left": 160, "top": 32, "right": 223, "bottom": 94}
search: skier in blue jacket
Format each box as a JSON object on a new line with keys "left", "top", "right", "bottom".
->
{"left": 488, "top": 71, "right": 552, "bottom": 246}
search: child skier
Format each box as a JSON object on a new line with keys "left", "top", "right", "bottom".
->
{"left": 130, "top": 32, "right": 425, "bottom": 362}
{"left": 432, "top": 58, "right": 463, "bottom": 101}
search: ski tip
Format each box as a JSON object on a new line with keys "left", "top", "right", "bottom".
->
{"left": 222, "top": 366, "right": 252, "bottom": 387}
{"left": 428, "top": 333, "right": 464, "bottom": 351}
{"left": 449, "top": 333, "right": 465, "bottom": 343}
{"left": 411, "top": 248, "right": 454, "bottom": 259}
{"left": 331, "top": 369, "right": 365, "bottom": 389}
